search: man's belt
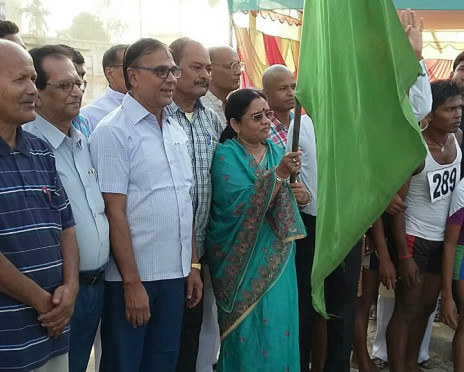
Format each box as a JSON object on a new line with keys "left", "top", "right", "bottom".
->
{"left": 79, "top": 265, "right": 106, "bottom": 285}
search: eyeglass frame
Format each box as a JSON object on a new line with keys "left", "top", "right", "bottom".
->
{"left": 131, "top": 66, "right": 183, "bottom": 79}
{"left": 45, "top": 79, "right": 87, "bottom": 92}
{"left": 211, "top": 61, "right": 245, "bottom": 71}
{"left": 242, "top": 110, "right": 274, "bottom": 122}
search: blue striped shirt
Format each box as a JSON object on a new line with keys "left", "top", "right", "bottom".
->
{"left": 0, "top": 127, "right": 75, "bottom": 372}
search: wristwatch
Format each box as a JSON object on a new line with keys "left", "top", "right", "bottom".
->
{"left": 191, "top": 262, "right": 202, "bottom": 270}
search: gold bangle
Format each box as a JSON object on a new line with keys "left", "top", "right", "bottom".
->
{"left": 191, "top": 263, "right": 202, "bottom": 270}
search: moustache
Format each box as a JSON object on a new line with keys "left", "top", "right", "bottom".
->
{"left": 195, "top": 80, "right": 209, "bottom": 88}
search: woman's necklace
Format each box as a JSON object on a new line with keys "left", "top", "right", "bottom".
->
{"left": 241, "top": 141, "right": 266, "bottom": 162}
{"left": 425, "top": 132, "right": 449, "bottom": 152}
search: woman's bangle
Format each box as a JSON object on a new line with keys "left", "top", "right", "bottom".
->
{"left": 275, "top": 169, "right": 290, "bottom": 183}
{"left": 398, "top": 253, "right": 412, "bottom": 260}
{"left": 297, "top": 190, "right": 312, "bottom": 208}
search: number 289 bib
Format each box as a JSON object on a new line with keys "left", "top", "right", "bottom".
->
{"left": 426, "top": 164, "right": 459, "bottom": 203}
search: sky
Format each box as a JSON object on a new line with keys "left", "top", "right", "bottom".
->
{"left": 31, "top": 0, "right": 231, "bottom": 46}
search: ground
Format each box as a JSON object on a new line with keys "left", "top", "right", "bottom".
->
{"left": 85, "top": 319, "right": 455, "bottom": 372}
{"left": 350, "top": 319, "right": 454, "bottom": 372}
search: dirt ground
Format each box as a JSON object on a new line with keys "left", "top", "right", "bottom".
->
{"left": 86, "top": 319, "right": 455, "bottom": 372}
{"left": 350, "top": 319, "right": 455, "bottom": 372}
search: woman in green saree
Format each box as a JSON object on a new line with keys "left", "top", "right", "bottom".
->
{"left": 205, "top": 89, "right": 311, "bottom": 372}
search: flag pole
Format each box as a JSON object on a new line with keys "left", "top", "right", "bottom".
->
{"left": 290, "top": 98, "right": 302, "bottom": 183}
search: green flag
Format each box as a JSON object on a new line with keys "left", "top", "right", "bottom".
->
{"left": 295, "top": 0, "right": 426, "bottom": 316}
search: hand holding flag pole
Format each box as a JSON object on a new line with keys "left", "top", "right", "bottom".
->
{"left": 290, "top": 99, "right": 302, "bottom": 183}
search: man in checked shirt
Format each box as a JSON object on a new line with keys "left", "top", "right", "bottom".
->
{"left": 262, "top": 64, "right": 296, "bottom": 151}
{"left": 167, "top": 37, "right": 223, "bottom": 372}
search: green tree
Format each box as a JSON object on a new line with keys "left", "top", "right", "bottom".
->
{"left": 66, "top": 12, "right": 110, "bottom": 42}
{"left": 22, "top": 0, "right": 50, "bottom": 36}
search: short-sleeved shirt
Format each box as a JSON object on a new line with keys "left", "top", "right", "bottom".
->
{"left": 81, "top": 87, "right": 125, "bottom": 133}
{"left": 89, "top": 93, "right": 194, "bottom": 281}
{"left": 166, "top": 100, "right": 222, "bottom": 258}
{"left": 24, "top": 116, "right": 110, "bottom": 271}
{"left": 0, "top": 127, "right": 75, "bottom": 372}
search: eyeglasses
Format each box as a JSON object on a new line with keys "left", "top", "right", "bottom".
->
{"left": 108, "top": 64, "right": 123, "bottom": 68}
{"left": 45, "top": 79, "right": 87, "bottom": 92}
{"left": 132, "top": 66, "right": 183, "bottom": 79}
{"left": 242, "top": 110, "right": 274, "bottom": 122}
{"left": 212, "top": 61, "right": 245, "bottom": 71}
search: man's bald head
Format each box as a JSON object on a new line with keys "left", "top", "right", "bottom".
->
{"left": 208, "top": 46, "right": 241, "bottom": 99}
{"left": 262, "top": 64, "right": 293, "bottom": 90}
{"left": 0, "top": 39, "right": 37, "bottom": 127}
{"left": 262, "top": 64, "right": 296, "bottom": 113}
{"left": 209, "top": 46, "right": 236, "bottom": 61}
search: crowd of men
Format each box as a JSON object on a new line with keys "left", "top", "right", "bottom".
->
{"left": 0, "top": 12, "right": 464, "bottom": 372}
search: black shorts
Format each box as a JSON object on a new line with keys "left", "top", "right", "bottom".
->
{"left": 405, "top": 234, "right": 443, "bottom": 275}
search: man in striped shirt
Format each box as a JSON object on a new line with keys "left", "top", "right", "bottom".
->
{"left": 0, "top": 40, "right": 79, "bottom": 372}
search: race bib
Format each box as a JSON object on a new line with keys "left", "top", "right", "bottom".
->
{"left": 427, "top": 164, "right": 459, "bottom": 203}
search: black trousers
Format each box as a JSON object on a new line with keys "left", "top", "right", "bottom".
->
{"left": 296, "top": 212, "right": 362, "bottom": 372}
{"left": 175, "top": 268, "right": 204, "bottom": 372}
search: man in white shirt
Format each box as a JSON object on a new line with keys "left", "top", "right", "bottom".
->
{"left": 89, "top": 38, "right": 202, "bottom": 372}
{"left": 201, "top": 46, "right": 242, "bottom": 128}
{"left": 81, "top": 44, "right": 128, "bottom": 132}
{"left": 23, "top": 44, "right": 110, "bottom": 372}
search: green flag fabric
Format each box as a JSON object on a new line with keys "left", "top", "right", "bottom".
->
{"left": 295, "top": 0, "right": 426, "bottom": 316}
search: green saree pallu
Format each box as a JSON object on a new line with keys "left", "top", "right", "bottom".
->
{"left": 205, "top": 138, "right": 306, "bottom": 372}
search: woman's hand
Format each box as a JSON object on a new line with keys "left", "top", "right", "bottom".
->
{"left": 289, "top": 182, "right": 310, "bottom": 206}
{"left": 277, "top": 151, "right": 302, "bottom": 178}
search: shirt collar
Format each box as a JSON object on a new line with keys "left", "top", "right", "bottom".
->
{"left": 30, "top": 114, "right": 83, "bottom": 149}
{"left": 106, "top": 87, "right": 126, "bottom": 102}
{"left": 271, "top": 112, "right": 294, "bottom": 132}
{"left": 166, "top": 99, "right": 205, "bottom": 115}
{"left": 122, "top": 93, "right": 170, "bottom": 127}
{"left": 0, "top": 126, "right": 30, "bottom": 157}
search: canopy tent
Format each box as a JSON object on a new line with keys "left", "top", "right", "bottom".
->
{"left": 228, "top": 0, "right": 464, "bottom": 12}
{"left": 230, "top": 2, "right": 464, "bottom": 87}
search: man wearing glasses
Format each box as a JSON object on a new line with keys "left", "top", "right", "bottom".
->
{"left": 23, "top": 45, "right": 110, "bottom": 372}
{"left": 81, "top": 44, "right": 128, "bottom": 133}
{"left": 202, "top": 46, "right": 243, "bottom": 128}
{"left": 89, "top": 38, "right": 202, "bottom": 372}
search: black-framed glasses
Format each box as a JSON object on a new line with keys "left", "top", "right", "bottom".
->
{"left": 132, "top": 66, "right": 183, "bottom": 79}
{"left": 212, "top": 61, "right": 245, "bottom": 71}
{"left": 45, "top": 79, "right": 87, "bottom": 92}
{"left": 108, "top": 64, "right": 123, "bottom": 68}
{"left": 243, "top": 110, "right": 274, "bottom": 122}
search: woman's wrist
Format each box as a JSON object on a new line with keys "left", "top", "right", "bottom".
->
{"left": 275, "top": 168, "right": 290, "bottom": 183}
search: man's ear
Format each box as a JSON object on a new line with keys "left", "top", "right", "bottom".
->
{"left": 104, "top": 66, "right": 113, "bottom": 83}
{"left": 126, "top": 67, "right": 137, "bottom": 89}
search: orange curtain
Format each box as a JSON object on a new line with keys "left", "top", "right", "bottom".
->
{"left": 425, "top": 59, "right": 453, "bottom": 81}
{"left": 235, "top": 24, "right": 300, "bottom": 88}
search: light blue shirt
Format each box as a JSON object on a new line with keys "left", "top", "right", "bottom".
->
{"left": 81, "top": 87, "right": 126, "bottom": 133}
{"left": 23, "top": 115, "right": 110, "bottom": 271}
{"left": 89, "top": 93, "right": 194, "bottom": 281}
